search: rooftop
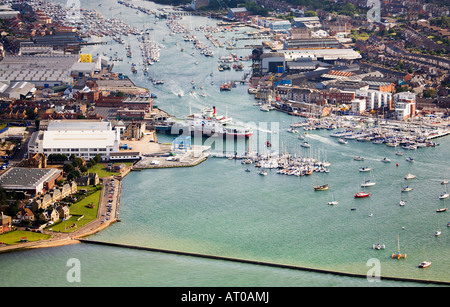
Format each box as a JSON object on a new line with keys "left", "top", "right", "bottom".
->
{"left": 0, "top": 167, "right": 61, "bottom": 190}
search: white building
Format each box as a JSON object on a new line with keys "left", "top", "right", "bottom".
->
{"left": 393, "top": 92, "right": 416, "bottom": 120}
{"left": 311, "top": 29, "right": 329, "bottom": 38}
{"left": 351, "top": 98, "right": 366, "bottom": 114}
{"left": 356, "top": 89, "right": 392, "bottom": 110}
{"left": 281, "top": 49, "right": 362, "bottom": 62}
{"left": 28, "top": 120, "right": 120, "bottom": 161}
{"left": 270, "top": 20, "right": 292, "bottom": 32}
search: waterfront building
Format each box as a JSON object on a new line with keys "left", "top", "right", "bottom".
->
{"left": 355, "top": 89, "right": 392, "bottom": 111}
{"left": 351, "top": 98, "right": 367, "bottom": 114}
{"left": 190, "top": 0, "right": 209, "bottom": 10}
{"left": 227, "top": 7, "right": 249, "bottom": 20}
{"left": 261, "top": 52, "right": 286, "bottom": 74}
{"left": 393, "top": 92, "right": 416, "bottom": 120}
{"left": 321, "top": 88, "right": 355, "bottom": 105}
{"left": 270, "top": 20, "right": 291, "bottom": 32}
{"left": 123, "top": 122, "right": 146, "bottom": 140}
{"left": 28, "top": 120, "right": 120, "bottom": 161}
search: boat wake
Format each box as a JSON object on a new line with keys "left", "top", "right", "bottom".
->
{"left": 306, "top": 134, "right": 340, "bottom": 147}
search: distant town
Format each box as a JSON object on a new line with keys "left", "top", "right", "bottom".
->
{"left": 0, "top": 0, "right": 449, "bottom": 249}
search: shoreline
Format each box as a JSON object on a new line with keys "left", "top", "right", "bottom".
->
{"left": 0, "top": 153, "right": 209, "bottom": 254}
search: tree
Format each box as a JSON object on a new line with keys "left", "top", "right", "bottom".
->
{"left": 422, "top": 88, "right": 437, "bottom": 98}
{"left": 63, "top": 163, "right": 75, "bottom": 174}
{"left": 93, "top": 154, "right": 102, "bottom": 164}
{"left": 305, "top": 10, "right": 317, "bottom": 17}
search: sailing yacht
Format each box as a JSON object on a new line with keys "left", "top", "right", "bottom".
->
{"left": 327, "top": 192, "right": 338, "bottom": 205}
{"left": 402, "top": 186, "right": 413, "bottom": 192}
{"left": 404, "top": 173, "right": 417, "bottom": 180}
{"left": 361, "top": 171, "right": 376, "bottom": 187}
{"left": 314, "top": 175, "right": 328, "bottom": 191}
{"left": 392, "top": 235, "right": 407, "bottom": 259}
{"left": 439, "top": 184, "right": 449, "bottom": 199}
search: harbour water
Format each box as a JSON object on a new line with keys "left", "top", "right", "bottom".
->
{"left": 1, "top": 0, "right": 449, "bottom": 287}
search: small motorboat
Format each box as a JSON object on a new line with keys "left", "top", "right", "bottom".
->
{"left": 373, "top": 243, "right": 386, "bottom": 250}
{"left": 258, "top": 170, "right": 268, "bottom": 176}
{"left": 399, "top": 200, "right": 406, "bottom": 206}
{"left": 418, "top": 261, "right": 431, "bottom": 268}
{"left": 381, "top": 157, "right": 391, "bottom": 163}
{"left": 338, "top": 138, "right": 348, "bottom": 144}
{"left": 245, "top": 169, "right": 251, "bottom": 172}
{"left": 406, "top": 157, "right": 414, "bottom": 162}
{"left": 353, "top": 156, "right": 364, "bottom": 161}
{"left": 301, "top": 142, "right": 311, "bottom": 148}
{"left": 359, "top": 167, "right": 371, "bottom": 172}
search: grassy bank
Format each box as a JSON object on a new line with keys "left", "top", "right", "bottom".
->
{"left": 0, "top": 230, "right": 51, "bottom": 245}
{"left": 48, "top": 190, "right": 101, "bottom": 233}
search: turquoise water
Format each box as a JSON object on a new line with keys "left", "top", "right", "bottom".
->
{"left": 0, "top": 0, "right": 448, "bottom": 287}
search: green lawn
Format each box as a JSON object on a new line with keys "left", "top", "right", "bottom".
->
{"left": 0, "top": 230, "right": 50, "bottom": 245}
{"left": 87, "top": 162, "right": 133, "bottom": 178}
{"left": 49, "top": 190, "right": 101, "bottom": 233}
{"left": 87, "top": 163, "right": 119, "bottom": 178}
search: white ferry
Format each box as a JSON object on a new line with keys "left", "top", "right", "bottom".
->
{"left": 164, "top": 106, "right": 253, "bottom": 138}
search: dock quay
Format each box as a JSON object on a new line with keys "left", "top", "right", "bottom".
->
{"left": 133, "top": 145, "right": 211, "bottom": 169}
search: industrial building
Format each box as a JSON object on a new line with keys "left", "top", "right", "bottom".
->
{"left": 28, "top": 120, "right": 120, "bottom": 161}
{"left": 0, "top": 167, "right": 63, "bottom": 195}
{"left": 0, "top": 54, "right": 101, "bottom": 88}
{"left": 0, "top": 81, "right": 36, "bottom": 99}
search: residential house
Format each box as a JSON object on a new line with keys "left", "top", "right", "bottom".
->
{"left": 0, "top": 212, "right": 12, "bottom": 234}
{"left": 39, "top": 207, "right": 59, "bottom": 223}
{"left": 56, "top": 205, "right": 70, "bottom": 221}
{"left": 13, "top": 208, "right": 35, "bottom": 225}
{"left": 76, "top": 173, "right": 99, "bottom": 186}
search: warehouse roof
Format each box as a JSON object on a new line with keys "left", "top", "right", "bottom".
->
{"left": 0, "top": 167, "right": 61, "bottom": 190}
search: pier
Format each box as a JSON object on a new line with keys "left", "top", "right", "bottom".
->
{"left": 78, "top": 239, "right": 450, "bottom": 286}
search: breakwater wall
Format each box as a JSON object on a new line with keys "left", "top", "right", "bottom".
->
{"left": 79, "top": 239, "right": 449, "bottom": 286}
